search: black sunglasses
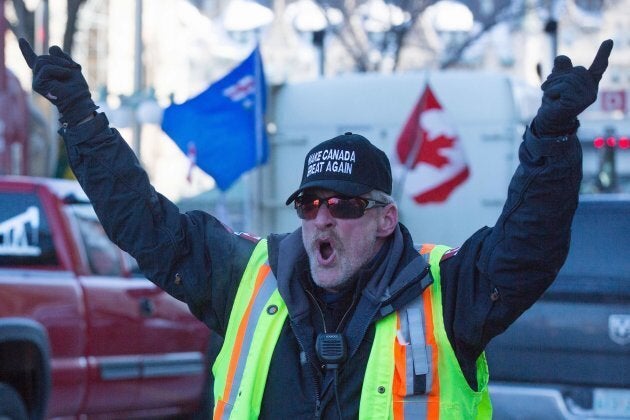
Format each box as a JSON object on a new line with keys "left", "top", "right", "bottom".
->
{"left": 294, "top": 194, "right": 388, "bottom": 220}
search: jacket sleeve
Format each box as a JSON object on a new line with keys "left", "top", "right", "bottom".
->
{"left": 440, "top": 124, "right": 582, "bottom": 361}
{"left": 60, "top": 113, "right": 256, "bottom": 335}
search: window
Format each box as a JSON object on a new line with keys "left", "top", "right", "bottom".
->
{"left": 122, "top": 250, "right": 145, "bottom": 278}
{"left": 71, "top": 205, "right": 123, "bottom": 277}
{"left": 0, "top": 192, "right": 58, "bottom": 267}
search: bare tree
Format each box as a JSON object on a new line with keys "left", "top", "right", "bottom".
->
{"left": 7, "top": 0, "right": 88, "bottom": 53}
{"left": 64, "top": 0, "right": 88, "bottom": 53}
{"left": 438, "top": 0, "right": 525, "bottom": 69}
{"left": 10, "top": 0, "right": 34, "bottom": 42}
{"left": 5, "top": 0, "right": 88, "bottom": 178}
{"left": 312, "top": 0, "right": 529, "bottom": 72}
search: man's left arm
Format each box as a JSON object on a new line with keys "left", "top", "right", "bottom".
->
{"left": 442, "top": 40, "right": 614, "bottom": 359}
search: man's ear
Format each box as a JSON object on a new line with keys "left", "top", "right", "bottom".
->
{"left": 376, "top": 204, "right": 398, "bottom": 238}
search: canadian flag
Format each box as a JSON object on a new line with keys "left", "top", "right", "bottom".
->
{"left": 395, "top": 84, "right": 469, "bottom": 204}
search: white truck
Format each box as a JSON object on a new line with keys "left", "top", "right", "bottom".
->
{"left": 257, "top": 70, "right": 540, "bottom": 247}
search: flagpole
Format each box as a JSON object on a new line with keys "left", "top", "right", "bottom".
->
{"left": 246, "top": 44, "right": 264, "bottom": 234}
{"left": 216, "top": 191, "right": 231, "bottom": 227}
{"left": 393, "top": 73, "right": 430, "bottom": 203}
{"left": 254, "top": 46, "right": 264, "bottom": 167}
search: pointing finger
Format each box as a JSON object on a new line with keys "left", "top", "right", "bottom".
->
{"left": 18, "top": 38, "right": 37, "bottom": 69}
{"left": 588, "top": 39, "right": 614, "bottom": 82}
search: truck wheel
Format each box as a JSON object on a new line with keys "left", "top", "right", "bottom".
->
{"left": 0, "top": 383, "right": 28, "bottom": 420}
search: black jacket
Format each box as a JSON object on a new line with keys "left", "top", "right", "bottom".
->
{"left": 61, "top": 113, "right": 581, "bottom": 418}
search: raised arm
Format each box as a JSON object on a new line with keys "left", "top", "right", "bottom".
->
{"left": 481, "top": 40, "right": 614, "bottom": 325}
{"left": 19, "top": 39, "right": 255, "bottom": 334}
{"left": 441, "top": 40, "right": 614, "bottom": 362}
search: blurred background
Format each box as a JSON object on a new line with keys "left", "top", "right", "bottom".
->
{"left": 1, "top": 0, "right": 628, "bottom": 239}
{"left": 1, "top": 6, "right": 628, "bottom": 418}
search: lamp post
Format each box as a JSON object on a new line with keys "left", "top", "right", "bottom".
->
{"left": 285, "top": 0, "right": 343, "bottom": 77}
{"left": 221, "top": 0, "right": 274, "bottom": 233}
{"left": 133, "top": 0, "right": 143, "bottom": 160}
{"left": 30, "top": 0, "right": 60, "bottom": 177}
{"left": 223, "top": 0, "right": 274, "bottom": 30}
{"left": 0, "top": 0, "right": 5, "bottom": 92}
{"left": 425, "top": 0, "right": 474, "bottom": 66}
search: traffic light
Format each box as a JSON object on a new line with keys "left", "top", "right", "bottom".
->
{"left": 593, "top": 135, "right": 630, "bottom": 149}
{"left": 593, "top": 129, "right": 625, "bottom": 192}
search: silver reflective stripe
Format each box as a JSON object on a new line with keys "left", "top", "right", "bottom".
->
{"left": 399, "top": 308, "right": 414, "bottom": 396}
{"left": 402, "top": 297, "right": 431, "bottom": 418}
{"left": 403, "top": 394, "right": 429, "bottom": 417}
{"left": 407, "top": 305, "right": 428, "bottom": 376}
{"left": 221, "top": 265, "right": 277, "bottom": 418}
{"left": 402, "top": 295, "right": 433, "bottom": 396}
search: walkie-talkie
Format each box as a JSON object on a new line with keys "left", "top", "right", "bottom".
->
{"left": 316, "top": 333, "right": 347, "bottom": 369}
{"left": 316, "top": 333, "right": 347, "bottom": 418}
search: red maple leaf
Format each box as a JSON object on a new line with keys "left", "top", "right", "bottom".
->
{"left": 417, "top": 134, "right": 454, "bottom": 168}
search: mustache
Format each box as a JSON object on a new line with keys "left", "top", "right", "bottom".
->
{"left": 308, "top": 230, "right": 342, "bottom": 252}
{"left": 312, "top": 230, "right": 339, "bottom": 244}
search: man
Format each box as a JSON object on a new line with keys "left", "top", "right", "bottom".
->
{"left": 20, "top": 38, "right": 612, "bottom": 419}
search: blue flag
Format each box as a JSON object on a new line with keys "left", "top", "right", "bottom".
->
{"left": 161, "top": 46, "right": 268, "bottom": 191}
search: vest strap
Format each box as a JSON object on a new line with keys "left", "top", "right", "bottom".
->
{"left": 405, "top": 300, "right": 433, "bottom": 395}
{"left": 213, "top": 240, "right": 289, "bottom": 419}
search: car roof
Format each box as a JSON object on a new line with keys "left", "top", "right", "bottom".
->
{"left": 0, "top": 175, "right": 89, "bottom": 203}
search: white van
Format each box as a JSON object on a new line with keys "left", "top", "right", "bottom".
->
{"left": 260, "top": 70, "right": 539, "bottom": 247}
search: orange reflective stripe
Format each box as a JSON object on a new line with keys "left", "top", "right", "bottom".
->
{"left": 419, "top": 243, "right": 436, "bottom": 255}
{"left": 214, "top": 264, "right": 271, "bottom": 419}
{"left": 368, "top": 244, "right": 491, "bottom": 418}
{"left": 423, "top": 283, "right": 440, "bottom": 420}
{"left": 393, "top": 313, "right": 405, "bottom": 420}
{"left": 214, "top": 399, "right": 227, "bottom": 418}
{"left": 389, "top": 243, "right": 437, "bottom": 420}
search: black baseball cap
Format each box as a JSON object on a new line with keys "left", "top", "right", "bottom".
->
{"left": 285, "top": 132, "right": 392, "bottom": 205}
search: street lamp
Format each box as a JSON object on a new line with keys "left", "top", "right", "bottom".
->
{"left": 357, "top": 0, "right": 409, "bottom": 34}
{"left": 424, "top": 0, "right": 474, "bottom": 65}
{"left": 136, "top": 88, "right": 163, "bottom": 125}
{"left": 285, "top": 0, "right": 343, "bottom": 76}
{"left": 96, "top": 86, "right": 162, "bottom": 129}
{"left": 222, "top": 0, "right": 274, "bottom": 44}
{"left": 355, "top": 0, "right": 410, "bottom": 71}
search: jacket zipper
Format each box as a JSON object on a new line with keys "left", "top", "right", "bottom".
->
{"left": 292, "top": 318, "right": 323, "bottom": 418}
{"left": 304, "top": 290, "right": 327, "bottom": 418}
{"left": 305, "top": 288, "right": 356, "bottom": 419}
{"left": 306, "top": 289, "right": 328, "bottom": 334}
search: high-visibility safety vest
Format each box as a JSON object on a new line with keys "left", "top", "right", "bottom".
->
{"left": 213, "top": 240, "right": 492, "bottom": 419}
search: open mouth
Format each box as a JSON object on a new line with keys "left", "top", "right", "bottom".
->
{"left": 320, "top": 241, "right": 333, "bottom": 260}
{"left": 316, "top": 239, "right": 336, "bottom": 265}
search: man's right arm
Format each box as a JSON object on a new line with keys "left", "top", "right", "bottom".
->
{"left": 19, "top": 39, "right": 255, "bottom": 335}
{"left": 61, "top": 113, "right": 257, "bottom": 334}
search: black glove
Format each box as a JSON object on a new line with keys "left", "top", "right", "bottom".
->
{"left": 19, "top": 38, "right": 98, "bottom": 126}
{"left": 533, "top": 39, "right": 613, "bottom": 137}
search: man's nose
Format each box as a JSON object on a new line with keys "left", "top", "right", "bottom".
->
{"left": 313, "top": 201, "right": 335, "bottom": 226}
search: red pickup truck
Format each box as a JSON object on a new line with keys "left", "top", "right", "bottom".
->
{"left": 0, "top": 176, "right": 213, "bottom": 419}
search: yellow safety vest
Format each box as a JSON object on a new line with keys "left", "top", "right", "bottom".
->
{"left": 213, "top": 240, "right": 492, "bottom": 419}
